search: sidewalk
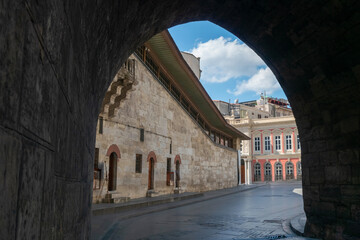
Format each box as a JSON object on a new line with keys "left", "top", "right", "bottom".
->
{"left": 92, "top": 183, "right": 266, "bottom": 217}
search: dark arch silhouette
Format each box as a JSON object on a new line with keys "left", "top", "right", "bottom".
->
{"left": 1, "top": 1, "right": 359, "bottom": 239}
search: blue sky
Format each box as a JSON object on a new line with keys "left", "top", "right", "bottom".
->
{"left": 168, "top": 21, "right": 287, "bottom": 103}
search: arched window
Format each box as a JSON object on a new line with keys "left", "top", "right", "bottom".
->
{"left": 297, "top": 161, "right": 302, "bottom": 180}
{"left": 254, "top": 162, "right": 261, "bottom": 182}
{"left": 275, "top": 162, "right": 283, "bottom": 181}
{"left": 264, "top": 162, "right": 272, "bottom": 182}
{"left": 286, "top": 162, "right": 294, "bottom": 180}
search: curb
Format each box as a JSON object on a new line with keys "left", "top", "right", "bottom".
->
{"left": 93, "top": 184, "right": 266, "bottom": 217}
{"left": 289, "top": 213, "right": 306, "bottom": 237}
{"left": 93, "top": 192, "right": 204, "bottom": 216}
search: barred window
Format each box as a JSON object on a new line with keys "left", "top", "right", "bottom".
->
{"left": 286, "top": 135, "right": 292, "bottom": 150}
{"left": 264, "top": 136, "right": 270, "bottom": 151}
{"left": 135, "top": 154, "right": 142, "bottom": 173}
{"left": 297, "top": 135, "right": 300, "bottom": 149}
{"left": 254, "top": 137, "right": 260, "bottom": 151}
{"left": 275, "top": 136, "right": 281, "bottom": 150}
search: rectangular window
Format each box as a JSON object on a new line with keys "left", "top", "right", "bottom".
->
{"left": 264, "top": 136, "right": 270, "bottom": 151}
{"left": 275, "top": 136, "right": 281, "bottom": 150}
{"left": 258, "top": 114, "right": 262, "bottom": 119}
{"left": 167, "top": 158, "right": 171, "bottom": 172}
{"left": 140, "top": 128, "right": 144, "bottom": 142}
{"left": 166, "top": 158, "right": 172, "bottom": 186}
{"left": 286, "top": 135, "right": 292, "bottom": 150}
{"left": 98, "top": 117, "right": 103, "bottom": 134}
{"left": 297, "top": 135, "right": 300, "bottom": 149}
{"left": 94, "top": 148, "right": 99, "bottom": 169}
{"left": 135, "top": 154, "right": 142, "bottom": 173}
{"left": 254, "top": 137, "right": 260, "bottom": 151}
{"left": 210, "top": 131, "right": 215, "bottom": 141}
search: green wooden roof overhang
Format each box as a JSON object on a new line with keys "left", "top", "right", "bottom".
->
{"left": 146, "top": 31, "right": 250, "bottom": 141}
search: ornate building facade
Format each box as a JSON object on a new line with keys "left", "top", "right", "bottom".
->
{"left": 214, "top": 99, "right": 301, "bottom": 184}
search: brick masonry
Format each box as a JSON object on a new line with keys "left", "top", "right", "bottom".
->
{"left": 0, "top": 0, "right": 359, "bottom": 239}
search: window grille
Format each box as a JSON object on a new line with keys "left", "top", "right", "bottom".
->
{"left": 135, "top": 154, "right": 142, "bottom": 173}
{"left": 264, "top": 136, "right": 270, "bottom": 151}
{"left": 254, "top": 163, "right": 261, "bottom": 181}
{"left": 254, "top": 137, "right": 260, "bottom": 151}
{"left": 275, "top": 162, "right": 283, "bottom": 181}
{"left": 264, "top": 162, "right": 272, "bottom": 181}
{"left": 140, "top": 128, "right": 144, "bottom": 142}
{"left": 297, "top": 135, "right": 300, "bottom": 149}
{"left": 286, "top": 162, "right": 294, "bottom": 180}
{"left": 275, "top": 136, "right": 281, "bottom": 150}
{"left": 286, "top": 135, "right": 292, "bottom": 150}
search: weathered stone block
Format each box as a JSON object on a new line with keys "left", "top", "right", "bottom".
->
{"left": 309, "top": 167, "right": 325, "bottom": 184}
{"left": 319, "top": 185, "right": 341, "bottom": 203}
{"left": 0, "top": 129, "right": 22, "bottom": 239}
{"left": 303, "top": 185, "right": 320, "bottom": 201}
{"left": 341, "top": 186, "right": 360, "bottom": 204}
{"left": 16, "top": 141, "right": 47, "bottom": 240}
{"left": 339, "top": 149, "right": 360, "bottom": 165}
{"left": 325, "top": 166, "right": 351, "bottom": 184}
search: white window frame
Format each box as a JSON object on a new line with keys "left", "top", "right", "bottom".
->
{"left": 297, "top": 135, "right": 300, "bottom": 150}
{"left": 264, "top": 136, "right": 270, "bottom": 151}
{"left": 286, "top": 135, "right": 292, "bottom": 150}
{"left": 275, "top": 135, "right": 281, "bottom": 150}
{"left": 254, "top": 137, "right": 260, "bottom": 152}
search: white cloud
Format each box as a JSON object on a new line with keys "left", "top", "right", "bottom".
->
{"left": 190, "top": 37, "right": 265, "bottom": 83}
{"left": 228, "top": 67, "right": 280, "bottom": 96}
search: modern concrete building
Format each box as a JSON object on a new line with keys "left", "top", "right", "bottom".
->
{"left": 93, "top": 31, "right": 249, "bottom": 203}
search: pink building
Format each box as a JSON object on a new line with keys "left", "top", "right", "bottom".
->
{"left": 214, "top": 98, "right": 301, "bottom": 184}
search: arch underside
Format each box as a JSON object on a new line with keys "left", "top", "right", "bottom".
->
{"left": 0, "top": 0, "right": 359, "bottom": 239}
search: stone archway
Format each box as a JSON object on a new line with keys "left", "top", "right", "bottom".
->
{"left": 1, "top": 1, "right": 359, "bottom": 239}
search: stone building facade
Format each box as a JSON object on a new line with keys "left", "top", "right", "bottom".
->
{"left": 93, "top": 31, "right": 249, "bottom": 203}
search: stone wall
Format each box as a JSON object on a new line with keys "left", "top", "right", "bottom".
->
{"left": 94, "top": 55, "right": 238, "bottom": 200}
{"left": 1, "top": 1, "right": 359, "bottom": 239}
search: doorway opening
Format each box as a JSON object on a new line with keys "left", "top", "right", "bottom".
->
{"left": 264, "top": 162, "right": 272, "bottom": 182}
{"left": 275, "top": 162, "right": 283, "bottom": 181}
{"left": 148, "top": 157, "right": 155, "bottom": 190}
{"left": 175, "top": 160, "right": 180, "bottom": 188}
{"left": 240, "top": 159, "right": 245, "bottom": 184}
{"left": 108, "top": 152, "right": 118, "bottom": 191}
{"left": 254, "top": 162, "right": 261, "bottom": 182}
{"left": 286, "top": 162, "right": 294, "bottom": 180}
